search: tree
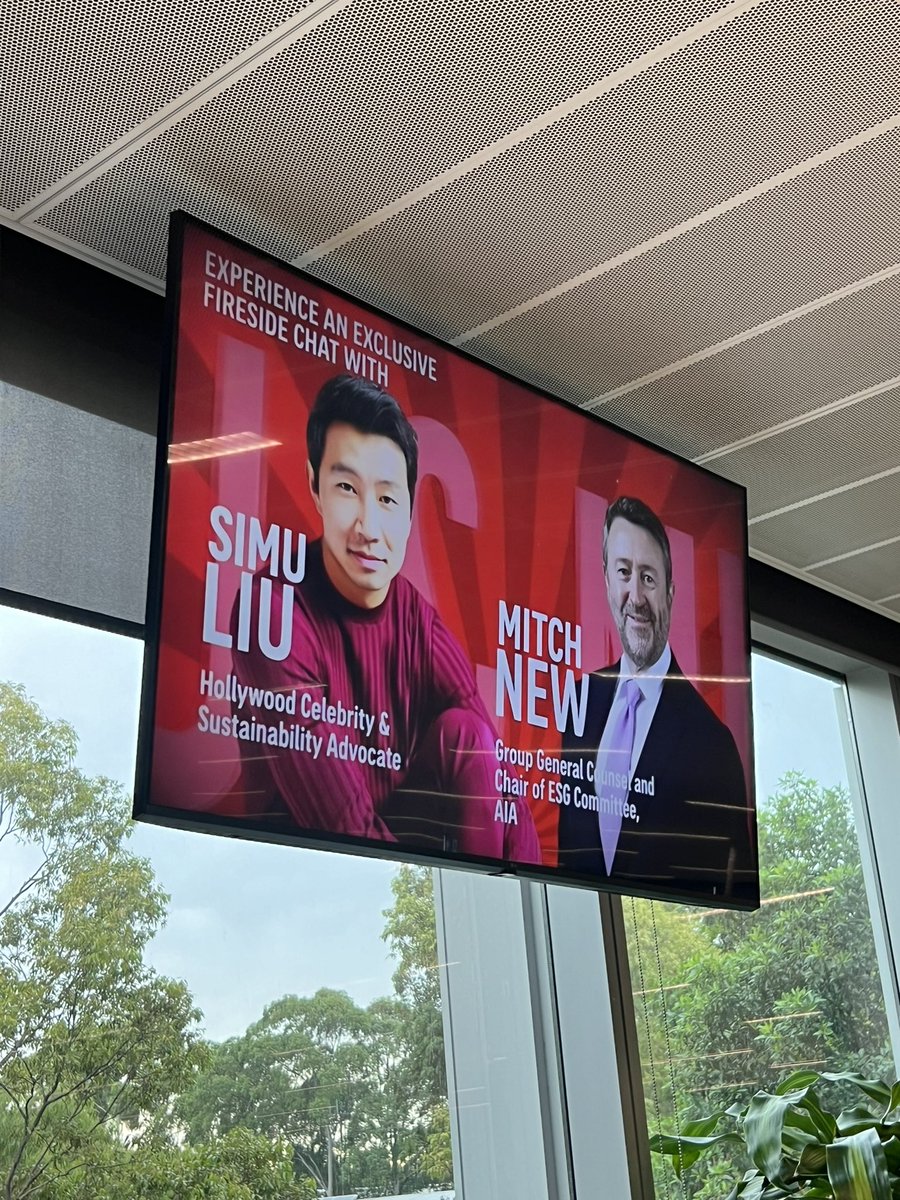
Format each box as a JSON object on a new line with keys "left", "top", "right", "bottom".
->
{"left": 342, "top": 996, "right": 435, "bottom": 1196}
{"left": 177, "top": 866, "right": 454, "bottom": 1196}
{"left": 621, "top": 894, "right": 709, "bottom": 1153}
{"left": 0, "top": 682, "right": 206, "bottom": 1200}
{"left": 177, "top": 987, "right": 437, "bottom": 1196}
{"left": 419, "top": 1102, "right": 452, "bottom": 1185}
{"left": 381, "top": 866, "right": 446, "bottom": 1111}
{"left": 45, "top": 1128, "right": 316, "bottom": 1200}
{"left": 381, "top": 866, "right": 452, "bottom": 1187}
{"left": 629, "top": 773, "right": 894, "bottom": 1199}
{"left": 674, "top": 775, "right": 892, "bottom": 1094}
{"left": 177, "top": 988, "right": 375, "bottom": 1195}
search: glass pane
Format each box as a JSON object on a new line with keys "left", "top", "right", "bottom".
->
{"left": 626, "top": 650, "right": 894, "bottom": 1200}
{"left": 0, "top": 604, "right": 453, "bottom": 1198}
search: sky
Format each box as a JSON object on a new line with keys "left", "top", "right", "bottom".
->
{"left": 0, "top": 604, "right": 851, "bottom": 1041}
{"left": 750, "top": 649, "right": 849, "bottom": 802}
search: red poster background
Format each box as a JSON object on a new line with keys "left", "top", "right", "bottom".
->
{"left": 141, "top": 216, "right": 754, "bottom": 901}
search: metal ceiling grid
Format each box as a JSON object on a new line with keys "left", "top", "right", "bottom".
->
{"left": 707, "top": 385, "right": 900, "bottom": 519}
{"left": 0, "top": 0, "right": 312, "bottom": 213}
{"left": 748, "top": 472, "right": 900, "bottom": 568}
{"left": 31, "top": 110, "right": 317, "bottom": 283}
{"left": 590, "top": 277, "right": 900, "bottom": 462}
{"left": 811, "top": 540, "right": 900, "bottom": 602}
{"left": 31, "top": 0, "right": 742, "bottom": 268}
{"left": 454, "top": 140, "right": 900, "bottom": 417}
{"left": 309, "top": 2, "right": 900, "bottom": 340}
{"left": 4, "top": 0, "right": 900, "bottom": 620}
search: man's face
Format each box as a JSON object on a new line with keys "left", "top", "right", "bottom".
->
{"left": 604, "top": 516, "right": 674, "bottom": 671}
{"left": 309, "top": 421, "right": 412, "bottom": 609}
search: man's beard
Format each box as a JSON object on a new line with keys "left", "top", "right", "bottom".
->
{"left": 618, "top": 604, "right": 669, "bottom": 671}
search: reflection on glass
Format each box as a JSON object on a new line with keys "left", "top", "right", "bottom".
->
{"left": 627, "top": 652, "right": 893, "bottom": 1199}
{"left": 0, "top": 605, "right": 453, "bottom": 1198}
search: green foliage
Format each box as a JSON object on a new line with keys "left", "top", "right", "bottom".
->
{"left": 176, "top": 984, "right": 440, "bottom": 1195}
{"left": 382, "top": 864, "right": 447, "bottom": 1109}
{"left": 176, "top": 869, "right": 454, "bottom": 1197}
{"left": 671, "top": 776, "right": 891, "bottom": 1091}
{"left": 0, "top": 682, "right": 206, "bottom": 1200}
{"left": 176, "top": 988, "right": 366, "bottom": 1191}
{"left": 420, "top": 1103, "right": 453, "bottom": 1186}
{"left": 650, "top": 1069, "right": 900, "bottom": 1198}
{"left": 45, "top": 1128, "right": 317, "bottom": 1200}
{"left": 632, "top": 773, "right": 894, "bottom": 1199}
{"left": 0, "top": 676, "right": 458, "bottom": 1190}
{"left": 381, "top": 867, "right": 453, "bottom": 1187}
{"left": 0, "top": 678, "right": 453, "bottom": 1198}
{"left": 346, "top": 995, "right": 435, "bottom": 1194}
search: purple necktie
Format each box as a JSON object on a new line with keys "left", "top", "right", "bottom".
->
{"left": 595, "top": 679, "right": 642, "bottom": 875}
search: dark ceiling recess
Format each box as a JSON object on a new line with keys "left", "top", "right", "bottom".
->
{"left": 749, "top": 560, "right": 900, "bottom": 676}
{"left": 0, "top": 228, "right": 163, "bottom": 434}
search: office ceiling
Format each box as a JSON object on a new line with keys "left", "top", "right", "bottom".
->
{"left": 3, "top": 0, "right": 900, "bottom": 622}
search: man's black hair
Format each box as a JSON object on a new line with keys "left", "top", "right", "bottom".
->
{"left": 603, "top": 496, "right": 673, "bottom": 592}
{"left": 307, "top": 374, "right": 418, "bottom": 502}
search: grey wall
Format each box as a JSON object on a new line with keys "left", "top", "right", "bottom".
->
{"left": 0, "top": 230, "right": 161, "bottom": 622}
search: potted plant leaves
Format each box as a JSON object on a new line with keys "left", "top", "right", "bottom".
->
{"left": 650, "top": 1069, "right": 900, "bottom": 1198}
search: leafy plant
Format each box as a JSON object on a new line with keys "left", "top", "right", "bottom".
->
{"left": 0, "top": 682, "right": 206, "bottom": 1200}
{"left": 650, "top": 1068, "right": 900, "bottom": 1198}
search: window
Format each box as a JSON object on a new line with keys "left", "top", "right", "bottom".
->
{"left": 626, "top": 651, "right": 894, "bottom": 1199}
{"left": 0, "top": 604, "right": 453, "bottom": 1198}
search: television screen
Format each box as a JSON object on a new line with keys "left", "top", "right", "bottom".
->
{"left": 135, "top": 212, "right": 759, "bottom": 910}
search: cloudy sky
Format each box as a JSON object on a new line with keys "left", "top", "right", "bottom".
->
{"left": 0, "top": 605, "right": 850, "bottom": 1042}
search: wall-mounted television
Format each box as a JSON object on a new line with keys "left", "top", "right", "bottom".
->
{"left": 135, "top": 212, "right": 758, "bottom": 910}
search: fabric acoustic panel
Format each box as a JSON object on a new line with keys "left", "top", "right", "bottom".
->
{"left": 0, "top": 381, "right": 154, "bottom": 624}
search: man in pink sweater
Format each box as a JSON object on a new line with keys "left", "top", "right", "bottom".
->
{"left": 232, "top": 373, "right": 540, "bottom": 864}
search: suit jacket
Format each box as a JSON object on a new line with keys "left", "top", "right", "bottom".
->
{"left": 558, "top": 655, "right": 757, "bottom": 906}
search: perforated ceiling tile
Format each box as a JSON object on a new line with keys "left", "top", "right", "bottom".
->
{"left": 0, "top": 0, "right": 314, "bottom": 212}
{"left": 705, "top": 385, "right": 900, "bottom": 520}
{"left": 33, "top": 137, "right": 316, "bottom": 282}
{"left": 33, "top": 0, "right": 740, "bottom": 266}
{"left": 574, "top": 276, "right": 900, "bottom": 462}
{"left": 748, "top": 472, "right": 900, "bottom": 574}
{"left": 12, "top": 0, "right": 900, "bottom": 622}
{"left": 808, "top": 541, "right": 900, "bottom": 605}
{"left": 314, "top": 34, "right": 900, "bottom": 339}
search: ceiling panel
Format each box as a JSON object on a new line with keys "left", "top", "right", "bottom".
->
{"left": 31, "top": 0, "right": 741, "bottom": 272}
{"left": 456, "top": 163, "right": 900, "bottom": 426}
{"left": 590, "top": 276, "right": 900, "bottom": 462}
{"left": 313, "top": 42, "right": 900, "bottom": 342}
{"left": 705, "top": 384, "right": 900, "bottom": 519}
{"left": 6, "top": 0, "right": 900, "bottom": 625}
{"left": 809, "top": 540, "right": 900, "bottom": 603}
{"left": 748, "top": 472, "right": 900, "bottom": 573}
{"left": 0, "top": 0, "right": 313, "bottom": 212}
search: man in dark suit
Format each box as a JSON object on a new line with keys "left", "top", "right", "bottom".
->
{"left": 559, "top": 497, "right": 756, "bottom": 906}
